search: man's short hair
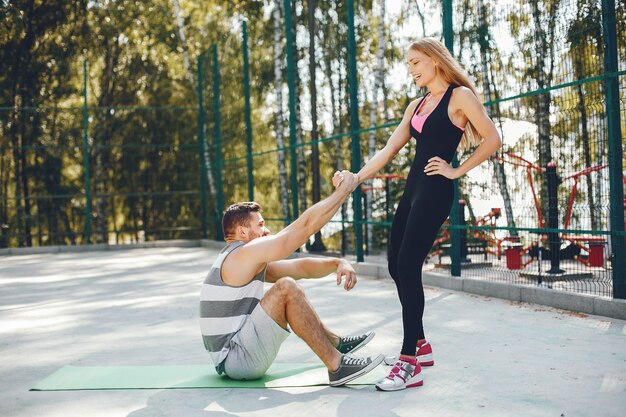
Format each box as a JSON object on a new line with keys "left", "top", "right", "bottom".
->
{"left": 222, "top": 202, "right": 262, "bottom": 237}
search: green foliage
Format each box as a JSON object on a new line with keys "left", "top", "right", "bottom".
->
{"left": 0, "top": 0, "right": 623, "bottom": 251}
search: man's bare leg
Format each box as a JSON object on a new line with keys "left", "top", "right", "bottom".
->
{"left": 325, "top": 329, "right": 340, "bottom": 349}
{"left": 260, "top": 277, "right": 341, "bottom": 371}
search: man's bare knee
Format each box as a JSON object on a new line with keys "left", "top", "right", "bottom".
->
{"left": 274, "top": 277, "right": 304, "bottom": 300}
{"left": 260, "top": 277, "right": 304, "bottom": 329}
{"left": 262, "top": 277, "right": 300, "bottom": 306}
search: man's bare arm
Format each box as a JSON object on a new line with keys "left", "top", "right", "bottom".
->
{"left": 223, "top": 171, "right": 357, "bottom": 286}
{"left": 266, "top": 257, "right": 357, "bottom": 291}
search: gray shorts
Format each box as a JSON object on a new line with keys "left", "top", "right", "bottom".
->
{"left": 222, "top": 303, "right": 290, "bottom": 380}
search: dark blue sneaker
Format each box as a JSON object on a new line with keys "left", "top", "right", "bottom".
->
{"left": 336, "top": 331, "right": 375, "bottom": 354}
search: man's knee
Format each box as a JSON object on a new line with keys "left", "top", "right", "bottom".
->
{"left": 262, "top": 277, "right": 300, "bottom": 310}
{"left": 272, "top": 277, "right": 304, "bottom": 302}
{"left": 274, "top": 277, "right": 303, "bottom": 299}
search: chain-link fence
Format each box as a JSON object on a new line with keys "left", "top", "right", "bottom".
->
{"left": 438, "top": 0, "right": 625, "bottom": 298}
{"left": 1, "top": 0, "right": 624, "bottom": 299}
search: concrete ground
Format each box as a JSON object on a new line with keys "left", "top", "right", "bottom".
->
{"left": 1, "top": 246, "right": 625, "bottom": 417}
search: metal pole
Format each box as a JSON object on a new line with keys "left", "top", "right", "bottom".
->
{"left": 363, "top": 192, "right": 368, "bottom": 255}
{"left": 197, "top": 55, "right": 208, "bottom": 239}
{"left": 347, "top": 0, "right": 364, "bottom": 262}
{"left": 283, "top": 0, "right": 299, "bottom": 220}
{"left": 212, "top": 45, "right": 224, "bottom": 241}
{"left": 242, "top": 20, "right": 255, "bottom": 201}
{"left": 82, "top": 59, "right": 92, "bottom": 244}
{"left": 442, "top": 0, "right": 460, "bottom": 276}
{"left": 546, "top": 162, "right": 564, "bottom": 274}
{"left": 385, "top": 177, "right": 391, "bottom": 223}
{"left": 601, "top": 0, "right": 625, "bottom": 298}
{"left": 459, "top": 200, "right": 469, "bottom": 262}
{"left": 442, "top": 0, "right": 454, "bottom": 49}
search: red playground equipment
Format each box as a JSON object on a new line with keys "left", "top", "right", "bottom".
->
{"left": 489, "top": 153, "right": 546, "bottom": 269}
{"left": 478, "top": 153, "right": 610, "bottom": 270}
{"left": 373, "top": 162, "right": 620, "bottom": 271}
{"left": 561, "top": 165, "right": 609, "bottom": 267}
{"left": 471, "top": 206, "right": 521, "bottom": 261}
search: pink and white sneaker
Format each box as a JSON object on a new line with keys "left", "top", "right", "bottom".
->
{"left": 384, "top": 340, "right": 434, "bottom": 366}
{"left": 375, "top": 357, "right": 423, "bottom": 391}
{"left": 417, "top": 340, "right": 434, "bottom": 366}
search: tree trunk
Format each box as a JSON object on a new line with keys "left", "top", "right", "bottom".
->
{"left": 306, "top": 0, "right": 325, "bottom": 251}
{"left": 8, "top": 3, "right": 38, "bottom": 247}
{"left": 17, "top": 75, "right": 38, "bottom": 247}
{"left": 593, "top": 31, "right": 605, "bottom": 226}
{"left": 381, "top": 72, "right": 390, "bottom": 121}
{"left": 0, "top": 123, "right": 8, "bottom": 247}
{"left": 457, "top": 0, "right": 471, "bottom": 62}
{"left": 46, "top": 103, "right": 61, "bottom": 245}
{"left": 274, "top": 1, "right": 291, "bottom": 225}
{"left": 9, "top": 105, "right": 26, "bottom": 247}
{"left": 172, "top": 0, "right": 218, "bottom": 217}
{"left": 172, "top": 0, "right": 193, "bottom": 85}
{"left": 413, "top": 0, "right": 427, "bottom": 37}
{"left": 292, "top": 5, "right": 307, "bottom": 217}
{"left": 489, "top": 63, "right": 518, "bottom": 237}
{"left": 531, "top": 0, "right": 559, "bottom": 221}
{"left": 365, "top": 0, "right": 386, "bottom": 253}
{"left": 92, "top": 37, "right": 120, "bottom": 244}
{"left": 296, "top": 104, "right": 307, "bottom": 218}
{"left": 573, "top": 48, "right": 597, "bottom": 230}
{"left": 327, "top": 50, "right": 347, "bottom": 255}
{"left": 477, "top": 0, "right": 517, "bottom": 237}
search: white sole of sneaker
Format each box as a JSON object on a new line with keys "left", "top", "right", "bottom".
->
{"left": 383, "top": 355, "right": 397, "bottom": 366}
{"left": 375, "top": 373, "right": 424, "bottom": 391}
{"left": 330, "top": 354, "right": 384, "bottom": 387}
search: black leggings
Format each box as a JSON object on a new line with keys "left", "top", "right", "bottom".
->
{"left": 388, "top": 177, "right": 453, "bottom": 356}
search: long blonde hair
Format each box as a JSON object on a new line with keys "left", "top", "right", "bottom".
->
{"left": 409, "top": 38, "right": 482, "bottom": 151}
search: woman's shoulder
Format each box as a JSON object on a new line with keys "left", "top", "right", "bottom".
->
{"left": 405, "top": 97, "right": 424, "bottom": 112}
{"left": 450, "top": 85, "right": 474, "bottom": 97}
{"left": 450, "top": 86, "right": 480, "bottom": 106}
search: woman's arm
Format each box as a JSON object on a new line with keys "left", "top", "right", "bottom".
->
{"left": 354, "top": 100, "right": 419, "bottom": 185}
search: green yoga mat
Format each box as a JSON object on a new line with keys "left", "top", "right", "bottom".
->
{"left": 31, "top": 363, "right": 388, "bottom": 391}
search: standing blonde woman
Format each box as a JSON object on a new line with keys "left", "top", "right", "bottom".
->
{"left": 334, "top": 38, "right": 501, "bottom": 391}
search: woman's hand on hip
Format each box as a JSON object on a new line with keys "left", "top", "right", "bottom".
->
{"left": 424, "top": 156, "right": 459, "bottom": 179}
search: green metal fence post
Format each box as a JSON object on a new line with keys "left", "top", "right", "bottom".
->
{"left": 601, "top": 0, "right": 625, "bottom": 298}
{"left": 82, "top": 58, "right": 92, "bottom": 244}
{"left": 442, "top": 0, "right": 461, "bottom": 277}
{"left": 197, "top": 55, "right": 208, "bottom": 239}
{"left": 242, "top": 20, "right": 255, "bottom": 201}
{"left": 212, "top": 45, "right": 224, "bottom": 241}
{"left": 283, "top": 0, "right": 299, "bottom": 221}
{"left": 347, "top": 0, "right": 364, "bottom": 262}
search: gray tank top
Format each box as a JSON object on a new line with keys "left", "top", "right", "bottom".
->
{"left": 199, "top": 241, "right": 266, "bottom": 371}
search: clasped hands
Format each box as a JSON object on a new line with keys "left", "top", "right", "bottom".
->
{"left": 332, "top": 170, "right": 359, "bottom": 192}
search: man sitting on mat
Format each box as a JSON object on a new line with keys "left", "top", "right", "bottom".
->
{"left": 200, "top": 170, "right": 383, "bottom": 386}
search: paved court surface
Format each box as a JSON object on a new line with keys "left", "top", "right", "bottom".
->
{"left": 1, "top": 246, "right": 625, "bottom": 417}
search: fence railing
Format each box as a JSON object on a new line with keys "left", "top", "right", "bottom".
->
{"left": 1, "top": 0, "right": 623, "bottom": 299}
